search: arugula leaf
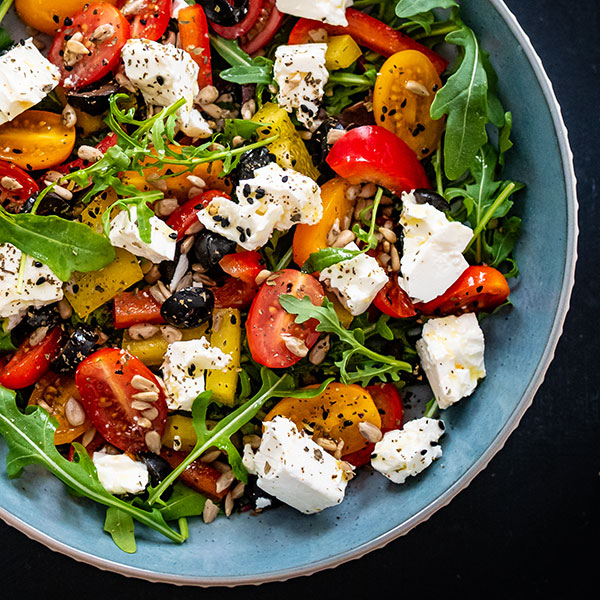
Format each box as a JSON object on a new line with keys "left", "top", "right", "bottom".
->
{"left": 430, "top": 25, "right": 489, "bottom": 180}
{"left": 0, "top": 25, "right": 11, "bottom": 51}
{"left": 104, "top": 508, "right": 136, "bottom": 554}
{"left": 0, "top": 386, "right": 187, "bottom": 547}
{"left": 210, "top": 35, "right": 274, "bottom": 86}
{"left": 482, "top": 215, "right": 522, "bottom": 273}
{"left": 0, "top": 208, "right": 116, "bottom": 281}
{"left": 300, "top": 247, "right": 363, "bottom": 274}
{"left": 498, "top": 111, "right": 514, "bottom": 166}
{"left": 222, "top": 119, "right": 264, "bottom": 144}
{"left": 395, "top": 0, "right": 458, "bottom": 18}
{"left": 325, "top": 68, "right": 378, "bottom": 115}
{"left": 280, "top": 296, "right": 413, "bottom": 385}
{"left": 0, "top": 320, "right": 15, "bottom": 353}
{"left": 158, "top": 482, "right": 207, "bottom": 521}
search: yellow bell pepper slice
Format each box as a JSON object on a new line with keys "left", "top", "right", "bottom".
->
{"left": 162, "top": 414, "right": 197, "bottom": 453}
{"left": 326, "top": 35, "right": 363, "bottom": 70}
{"left": 206, "top": 308, "right": 241, "bottom": 407}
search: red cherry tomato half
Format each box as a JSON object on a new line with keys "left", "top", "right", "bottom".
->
{"left": 326, "top": 125, "right": 430, "bottom": 195}
{"left": 240, "top": 0, "right": 283, "bottom": 55}
{"left": 75, "top": 348, "right": 168, "bottom": 453}
{"left": 112, "top": 288, "right": 166, "bottom": 329}
{"left": 212, "top": 276, "right": 258, "bottom": 310}
{"left": 343, "top": 383, "right": 404, "bottom": 467}
{"left": 219, "top": 251, "right": 264, "bottom": 285}
{"left": 128, "top": 0, "right": 171, "bottom": 41}
{"left": 246, "top": 269, "right": 324, "bottom": 369}
{"left": 0, "top": 327, "right": 63, "bottom": 390}
{"left": 178, "top": 4, "right": 213, "bottom": 89}
{"left": 210, "top": 0, "right": 264, "bottom": 40}
{"left": 165, "top": 189, "right": 231, "bottom": 241}
{"left": 374, "top": 274, "right": 417, "bottom": 319}
{"left": 55, "top": 132, "right": 118, "bottom": 175}
{"left": 0, "top": 160, "right": 39, "bottom": 208}
{"left": 48, "top": 3, "right": 130, "bottom": 89}
{"left": 415, "top": 265, "right": 511, "bottom": 316}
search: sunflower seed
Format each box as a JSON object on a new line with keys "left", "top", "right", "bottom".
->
{"left": 61, "top": 104, "right": 77, "bottom": 128}
{"left": 224, "top": 491, "right": 234, "bottom": 517}
{"left": 131, "top": 390, "right": 159, "bottom": 403}
{"left": 1, "top": 175, "right": 23, "bottom": 191}
{"left": 142, "top": 407, "right": 159, "bottom": 421}
{"left": 155, "top": 197, "right": 179, "bottom": 217}
{"left": 212, "top": 461, "right": 232, "bottom": 473}
{"left": 29, "top": 326, "right": 49, "bottom": 347}
{"left": 254, "top": 269, "right": 273, "bottom": 286}
{"left": 77, "top": 145, "right": 104, "bottom": 163}
{"left": 315, "top": 437, "right": 338, "bottom": 453}
{"left": 405, "top": 79, "right": 430, "bottom": 96}
{"left": 65, "top": 397, "right": 86, "bottom": 427}
{"left": 379, "top": 226, "right": 397, "bottom": 243}
{"left": 327, "top": 128, "right": 346, "bottom": 145}
{"left": 308, "top": 335, "right": 330, "bottom": 366}
{"left": 308, "top": 28, "right": 328, "bottom": 42}
{"left": 57, "top": 298, "right": 73, "bottom": 320}
{"left": 137, "top": 417, "right": 153, "bottom": 429}
{"left": 200, "top": 449, "right": 221, "bottom": 463}
{"left": 121, "top": 0, "right": 145, "bottom": 17}
{"left": 131, "top": 400, "right": 153, "bottom": 411}
{"left": 145, "top": 430, "right": 162, "bottom": 454}
{"left": 216, "top": 470, "right": 235, "bottom": 494}
{"left": 160, "top": 324, "right": 183, "bottom": 343}
{"left": 358, "top": 421, "right": 383, "bottom": 443}
{"left": 202, "top": 103, "right": 224, "bottom": 119}
{"left": 90, "top": 23, "right": 115, "bottom": 43}
{"left": 390, "top": 244, "right": 401, "bottom": 272}
{"left": 66, "top": 39, "right": 90, "bottom": 55}
{"left": 281, "top": 334, "right": 309, "bottom": 358}
{"left": 128, "top": 323, "right": 159, "bottom": 340}
{"left": 53, "top": 185, "right": 73, "bottom": 200}
{"left": 332, "top": 229, "right": 355, "bottom": 248}
{"left": 131, "top": 374, "right": 159, "bottom": 393}
{"left": 242, "top": 434, "right": 262, "bottom": 450}
{"left": 359, "top": 183, "right": 377, "bottom": 198}
{"left": 203, "top": 499, "right": 220, "bottom": 524}
{"left": 82, "top": 428, "right": 96, "bottom": 447}
{"left": 196, "top": 85, "right": 219, "bottom": 106}
{"left": 187, "top": 174, "right": 206, "bottom": 189}
{"left": 241, "top": 99, "right": 256, "bottom": 121}
{"left": 334, "top": 439, "right": 345, "bottom": 460}
{"left": 230, "top": 481, "right": 245, "bottom": 500}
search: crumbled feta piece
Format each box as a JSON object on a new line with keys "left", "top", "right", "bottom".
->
{"left": 399, "top": 191, "right": 473, "bottom": 303}
{"left": 276, "top": 0, "right": 353, "bottom": 26}
{"left": 0, "top": 39, "right": 60, "bottom": 126}
{"left": 109, "top": 206, "right": 177, "bottom": 263}
{"left": 0, "top": 243, "right": 63, "bottom": 328}
{"left": 416, "top": 313, "right": 486, "bottom": 409}
{"left": 92, "top": 452, "right": 149, "bottom": 495}
{"left": 371, "top": 417, "right": 445, "bottom": 484}
{"left": 319, "top": 242, "right": 388, "bottom": 315}
{"left": 236, "top": 163, "right": 323, "bottom": 231}
{"left": 244, "top": 416, "right": 349, "bottom": 514}
{"left": 274, "top": 44, "right": 329, "bottom": 130}
{"left": 121, "top": 38, "right": 212, "bottom": 138}
{"left": 197, "top": 195, "right": 284, "bottom": 252}
{"left": 161, "top": 337, "right": 231, "bottom": 411}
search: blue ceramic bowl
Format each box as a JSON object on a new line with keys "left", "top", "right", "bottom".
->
{"left": 0, "top": 0, "right": 577, "bottom": 586}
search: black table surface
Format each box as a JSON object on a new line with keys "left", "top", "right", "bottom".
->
{"left": 1, "top": 1, "right": 598, "bottom": 596}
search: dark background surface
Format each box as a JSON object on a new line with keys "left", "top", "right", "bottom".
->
{"left": 1, "top": 1, "right": 598, "bottom": 597}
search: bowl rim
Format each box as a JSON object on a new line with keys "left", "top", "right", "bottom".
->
{"left": 0, "top": 0, "right": 579, "bottom": 588}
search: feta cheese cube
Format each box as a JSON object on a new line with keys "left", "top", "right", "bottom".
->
{"left": 0, "top": 39, "right": 60, "bottom": 125}
{"left": 109, "top": 206, "right": 177, "bottom": 263}
{"left": 121, "top": 38, "right": 212, "bottom": 138}
{"left": 236, "top": 163, "right": 323, "bottom": 231}
{"left": 319, "top": 242, "right": 388, "bottom": 315}
{"left": 92, "top": 452, "right": 149, "bottom": 495}
{"left": 371, "top": 417, "right": 445, "bottom": 484}
{"left": 276, "top": 0, "right": 353, "bottom": 26}
{"left": 0, "top": 243, "right": 64, "bottom": 328}
{"left": 399, "top": 191, "right": 473, "bottom": 303}
{"left": 274, "top": 44, "right": 329, "bottom": 131}
{"left": 161, "top": 337, "right": 231, "bottom": 411}
{"left": 197, "top": 195, "right": 284, "bottom": 252}
{"left": 243, "top": 416, "right": 349, "bottom": 514}
{"left": 416, "top": 313, "right": 486, "bottom": 409}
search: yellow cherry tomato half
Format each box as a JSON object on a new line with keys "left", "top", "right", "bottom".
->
{"left": 293, "top": 178, "right": 354, "bottom": 270}
{"left": 15, "top": 0, "right": 118, "bottom": 36}
{"left": 373, "top": 50, "right": 445, "bottom": 159}
{"left": 264, "top": 382, "right": 381, "bottom": 455}
{"left": 0, "top": 110, "right": 76, "bottom": 170}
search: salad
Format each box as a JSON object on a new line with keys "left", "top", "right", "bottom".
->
{"left": 0, "top": 0, "right": 523, "bottom": 553}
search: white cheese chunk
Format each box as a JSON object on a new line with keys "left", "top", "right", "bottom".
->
{"left": 399, "top": 191, "right": 473, "bottom": 304}
{"left": 319, "top": 242, "right": 388, "bottom": 316}
{"left": 371, "top": 417, "right": 445, "bottom": 484}
{"left": 109, "top": 206, "right": 177, "bottom": 263}
{"left": 243, "top": 416, "right": 349, "bottom": 514}
{"left": 161, "top": 337, "right": 231, "bottom": 411}
{"left": 274, "top": 44, "right": 329, "bottom": 131}
{"left": 276, "top": 0, "right": 353, "bottom": 27}
{"left": 121, "top": 38, "right": 212, "bottom": 138}
{"left": 416, "top": 313, "right": 486, "bottom": 409}
{"left": 92, "top": 452, "right": 149, "bottom": 495}
{"left": 0, "top": 39, "right": 60, "bottom": 126}
{"left": 197, "top": 195, "right": 284, "bottom": 252}
{"left": 0, "top": 243, "right": 63, "bottom": 328}
{"left": 236, "top": 163, "right": 323, "bottom": 231}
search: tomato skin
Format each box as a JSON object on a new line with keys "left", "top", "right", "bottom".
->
{"left": 128, "top": 0, "right": 171, "bottom": 41}
{"left": 0, "top": 110, "right": 76, "bottom": 171}
{"left": 166, "top": 190, "right": 230, "bottom": 241}
{"left": 0, "top": 327, "right": 63, "bottom": 390}
{"left": 288, "top": 8, "right": 448, "bottom": 75}
{"left": 48, "top": 3, "right": 130, "bottom": 90}
{"left": 219, "top": 251, "right": 264, "bottom": 285}
{"left": 416, "top": 266, "right": 511, "bottom": 316}
{"left": 374, "top": 275, "right": 417, "bottom": 319}
{"left": 0, "top": 160, "right": 39, "bottom": 208}
{"left": 210, "top": 0, "right": 264, "bottom": 39}
{"left": 55, "top": 132, "right": 118, "bottom": 175}
{"left": 246, "top": 269, "right": 324, "bottom": 369}
{"left": 343, "top": 383, "right": 404, "bottom": 467}
{"left": 178, "top": 4, "right": 213, "bottom": 88}
{"left": 75, "top": 348, "right": 168, "bottom": 453}
{"left": 326, "top": 125, "right": 430, "bottom": 194}
{"left": 212, "top": 277, "right": 258, "bottom": 310}
{"left": 113, "top": 289, "right": 166, "bottom": 329}
{"left": 240, "top": 0, "right": 283, "bottom": 55}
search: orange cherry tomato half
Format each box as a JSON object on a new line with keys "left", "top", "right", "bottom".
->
{"left": 373, "top": 50, "right": 445, "bottom": 159}
{"left": 178, "top": 4, "right": 213, "bottom": 89}
{"left": 246, "top": 269, "right": 324, "bottom": 369}
{"left": 48, "top": 2, "right": 130, "bottom": 89}
{"left": 0, "top": 110, "right": 76, "bottom": 171}
{"left": 27, "top": 372, "right": 93, "bottom": 445}
{"left": 264, "top": 382, "right": 382, "bottom": 455}
{"left": 75, "top": 348, "right": 168, "bottom": 453}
